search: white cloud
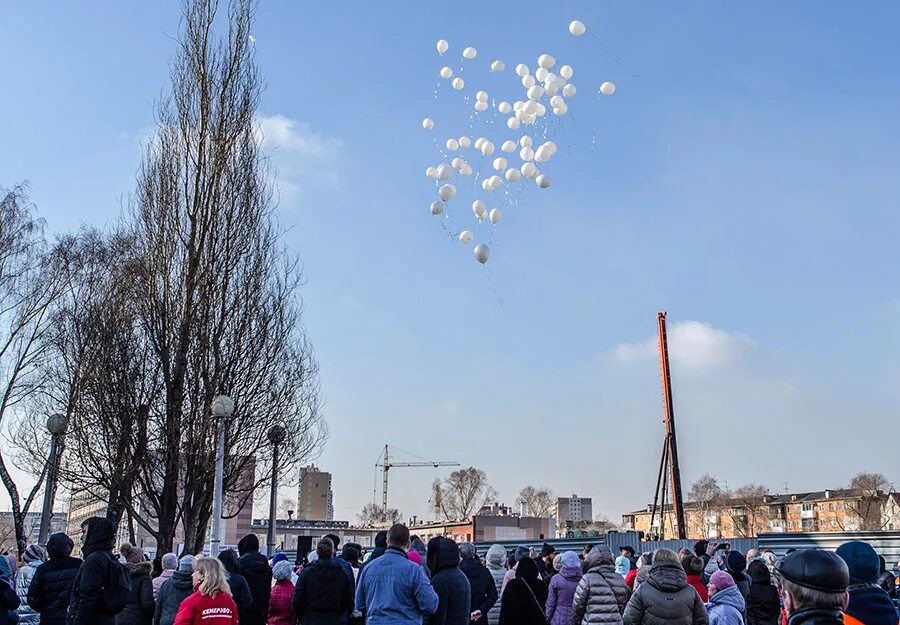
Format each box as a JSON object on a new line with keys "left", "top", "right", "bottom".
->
{"left": 255, "top": 113, "right": 342, "bottom": 196}
{"left": 613, "top": 320, "right": 755, "bottom": 370}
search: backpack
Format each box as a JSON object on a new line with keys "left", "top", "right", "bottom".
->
{"left": 99, "top": 552, "right": 132, "bottom": 614}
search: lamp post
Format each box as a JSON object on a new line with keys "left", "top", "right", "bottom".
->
{"left": 38, "top": 414, "right": 68, "bottom": 546}
{"left": 209, "top": 395, "right": 235, "bottom": 558}
{"left": 266, "top": 425, "right": 287, "bottom": 558}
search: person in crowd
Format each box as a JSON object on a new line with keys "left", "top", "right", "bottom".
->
{"left": 500, "top": 546, "right": 530, "bottom": 597}
{"left": 617, "top": 548, "right": 635, "bottom": 578}
{"left": 172, "top": 557, "right": 238, "bottom": 625}
{"left": 408, "top": 551, "right": 424, "bottom": 566}
{"left": 68, "top": 517, "right": 122, "bottom": 625}
{"left": 16, "top": 544, "right": 46, "bottom": 624}
{"left": 270, "top": 554, "right": 298, "bottom": 586}
{"left": 426, "top": 537, "right": 471, "bottom": 625}
{"left": 877, "top": 556, "right": 898, "bottom": 603}
{"left": 546, "top": 551, "right": 582, "bottom": 625}
{"left": 409, "top": 538, "right": 429, "bottom": 576}
{"left": 540, "top": 544, "right": 557, "bottom": 580}
{"left": 584, "top": 545, "right": 597, "bottom": 560}
{"left": 342, "top": 545, "right": 362, "bottom": 582}
{"left": 4, "top": 553, "right": 16, "bottom": 586}
{"left": 746, "top": 550, "right": 761, "bottom": 562}
{"left": 484, "top": 545, "right": 506, "bottom": 625}
{"left": 679, "top": 549, "right": 695, "bottom": 561}
{"left": 266, "top": 561, "right": 295, "bottom": 625}
{"left": 552, "top": 554, "right": 563, "bottom": 575}
{"left": 725, "top": 552, "right": 751, "bottom": 601}
{"left": 354, "top": 524, "right": 438, "bottom": 625}
{"left": 26, "top": 533, "right": 80, "bottom": 625}
{"left": 118, "top": 543, "right": 155, "bottom": 625}
{"left": 293, "top": 537, "right": 354, "bottom": 625}
{"left": 761, "top": 552, "right": 778, "bottom": 582}
{"left": 631, "top": 553, "right": 654, "bottom": 592}
{"left": 0, "top": 555, "right": 20, "bottom": 625}
{"left": 152, "top": 554, "right": 178, "bottom": 602}
{"left": 706, "top": 571, "right": 745, "bottom": 625}
{"left": 498, "top": 556, "right": 546, "bottom": 625}
{"left": 835, "top": 541, "right": 899, "bottom": 625}
{"left": 746, "top": 560, "right": 780, "bottom": 625}
{"left": 775, "top": 549, "right": 849, "bottom": 625}
{"left": 368, "top": 531, "right": 388, "bottom": 563}
{"left": 458, "top": 542, "right": 496, "bottom": 625}
{"left": 154, "top": 555, "right": 195, "bottom": 625}
{"left": 622, "top": 548, "right": 708, "bottom": 625}
{"left": 683, "top": 556, "right": 708, "bottom": 602}
{"left": 324, "top": 534, "right": 357, "bottom": 589}
{"left": 573, "top": 546, "right": 630, "bottom": 625}
{"left": 237, "top": 533, "right": 272, "bottom": 625}
{"left": 217, "top": 549, "right": 252, "bottom": 618}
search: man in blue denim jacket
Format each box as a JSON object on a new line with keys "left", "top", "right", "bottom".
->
{"left": 355, "top": 523, "right": 439, "bottom": 624}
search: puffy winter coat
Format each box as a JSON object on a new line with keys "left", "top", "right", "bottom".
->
{"left": 26, "top": 533, "right": 81, "bottom": 625}
{"left": 574, "top": 550, "right": 628, "bottom": 625}
{"left": 67, "top": 517, "right": 120, "bottom": 625}
{"left": 116, "top": 563, "right": 154, "bottom": 625}
{"left": 546, "top": 565, "right": 582, "bottom": 625}
{"left": 153, "top": 570, "right": 193, "bottom": 625}
{"left": 459, "top": 556, "right": 497, "bottom": 625}
{"left": 237, "top": 535, "right": 272, "bottom": 625}
{"left": 293, "top": 558, "right": 355, "bottom": 625}
{"left": 484, "top": 545, "right": 506, "bottom": 625}
{"left": 427, "top": 538, "right": 471, "bottom": 625}
{"left": 266, "top": 579, "right": 295, "bottom": 625}
{"left": 843, "top": 585, "right": 900, "bottom": 625}
{"left": 746, "top": 562, "right": 780, "bottom": 625}
{"left": 16, "top": 558, "right": 43, "bottom": 624}
{"left": 706, "top": 586, "right": 745, "bottom": 625}
{"left": 0, "top": 555, "right": 20, "bottom": 625}
{"left": 622, "top": 563, "right": 709, "bottom": 625}
{"left": 216, "top": 549, "right": 252, "bottom": 615}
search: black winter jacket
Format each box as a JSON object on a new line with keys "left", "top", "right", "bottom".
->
{"left": 459, "top": 557, "right": 497, "bottom": 624}
{"left": 27, "top": 533, "right": 81, "bottom": 625}
{"left": 787, "top": 609, "right": 844, "bottom": 625}
{"left": 426, "top": 537, "right": 470, "bottom": 625}
{"left": 67, "top": 517, "right": 120, "bottom": 625}
{"left": 746, "top": 563, "right": 780, "bottom": 625}
{"left": 216, "top": 549, "right": 253, "bottom": 614}
{"left": 292, "top": 558, "right": 354, "bottom": 625}
{"left": 152, "top": 570, "right": 193, "bottom": 625}
{"left": 237, "top": 535, "right": 272, "bottom": 625}
{"left": 499, "top": 558, "right": 547, "bottom": 625}
{"left": 115, "top": 563, "right": 154, "bottom": 625}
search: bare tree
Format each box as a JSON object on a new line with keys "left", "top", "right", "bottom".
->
{"left": 726, "top": 484, "right": 768, "bottom": 537}
{"left": 278, "top": 498, "right": 296, "bottom": 520}
{"left": 357, "top": 503, "right": 402, "bottom": 527}
{"left": 431, "top": 468, "right": 497, "bottom": 521}
{"left": 516, "top": 486, "right": 556, "bottom": 518}
{"left": 840, "top": 472, "right": 892, "bottom": 531}
{"left": 688, "top": 474, "right": 724, "bottom": 538}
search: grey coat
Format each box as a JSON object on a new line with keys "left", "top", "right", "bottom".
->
{"left": 623, "top": 563, "right": 708, "bottom": 625}
{"left": 573, "top": 551, "right": 628, "bottom": 625}
{"left": 484, "top": 545, "right": 507, "bottom": 625}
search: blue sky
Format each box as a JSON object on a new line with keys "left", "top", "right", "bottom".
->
{"left": 3, "top": 1, "right": 900, "bottom": 524}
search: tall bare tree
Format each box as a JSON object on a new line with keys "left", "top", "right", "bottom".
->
{"left": 688, "top": 474, "right": 724, "bottom": 538}
{"left": 516, "top": 486, "right": 556, "bottom": 518}
{"left": 840, "top": 472, "right": 891, "bottom": 531}
{"left": 431, "top": 467, "right": 497, "bottom": 521}
{"left": 357, "top": 503, "right": 402, "bottom": 527}
{"left": 726, "top": 483, "right": 768, "bottom": 537}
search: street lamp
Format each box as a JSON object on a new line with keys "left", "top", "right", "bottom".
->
{"left": 209, "top": 395, "right": 235, "bottom": 558}
{"left": 266, "top": 425, "right": 287, "bottom": 558}
{"left": 38, "top": 414, "right": 68, "bottom": 546}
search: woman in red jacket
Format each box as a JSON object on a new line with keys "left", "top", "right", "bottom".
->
{"left": 174, "top": 557, "right": 239, "bottom": 625}
{"left": 267, "top": 560, "right": 296, "bottom": 625}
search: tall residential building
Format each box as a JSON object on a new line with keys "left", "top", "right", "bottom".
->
{"left": 557, "top": 495, "right": 593, "bottom": 530}
{"left": 297, "top": 466, "right": 333, "bottom": 521}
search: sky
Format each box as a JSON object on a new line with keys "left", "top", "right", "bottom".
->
{"left": 3, "top": 1, "right": 900, "bottom": 526}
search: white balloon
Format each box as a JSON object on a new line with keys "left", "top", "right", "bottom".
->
{"left": 440, "top": 66, "right": 453, "bottom": 79}
{"left": 543, "top": 72, "right": 558, "bottom": 87}
{"left": 501, "top": 140, "right": 516, "bottom": 153}
{"left": 459, "top": 136, "right": 472, "bottom": 148}
{"left": 563, "top": 83, "right": 577, "bottom": 98}
{"left": 522, "top": 100, "right": 539, "bottom": 115}
{"left": 493, "top": 157, "right": 508, "bottom": 172}
{"left": 437, "top": 39, "right": 449, "bottom": 54}
{"left": 560, "top": 65, "right": 574, "bottom": 80}
{"left": 446, "top": 138, "right": 459, "bottom": 151}
{"left": 488, "top": 175, "right": 503, "bottom": 189}
{"left": 472, "top": 200, "right": 487, "bottom": 220}
{"left": 543, "top": 140, "right": 557, "bottom": 154}
{"left": 505, "top": 168, "right": 521, "bottom": 182}
{"left": 474, "top": 137, "right": 486, "bottom": 150}
{"left": 534, "top": 147, "right": 550, "bottom": 163}
{"left": 451, "top": 157, "right": 465, "bottom": 170}
{"left": 600, "top": 81, "right": 616, "bottom": 96}
{"left": 436, "top": 164, "right": 453, "bottom": 180}
{"left": 569, "top": 20, "right": 586, "bottom": 36}
{"left": 535, "top": 102, "right": 547, "bottom": 116}
{"left": 545, "top": 83, "right": 559, "bottom": 97}
{"left": 550, "top": 95, "right": 564, "bottom": 109}
{"left": 523, "top": 115, "right": 536, "bottom": 126}
{"left": 507, "top": 117, "right": 520, "bottom": 130}
{"left": 515, "top": 109, "right": 525, "bottom": 122}
{"left": 474, "top": 100, "right": 488, "bottom": 112}
{"left": 553, "top": 102, "right": 568, "bottom": 116}
{"left": 519, "top": 135, "right": 533, "bottom": 148}
{"left": 513, "top": 100, "right": 524, "bottom": 112}
{"left": 431, "top": 200, "right": 444, "bottom": 215}
{"left": 519, "top": 146, "right": 534, "bottom": 161}
{"left": 452, "top": 77, "right": 465, "bottom": 90}
{"left": 422, "top": 118, "right": 434, "bottom": 130}
{"left": 521, "top": 162, "right": 538, "bottom": 179}
{"left": 515, "top": 63, "right": 529, "bottom": 77}
{"left": 481, "top": 179, "right": 491, "bottom": 191}
{"left": 438, "top": 183, "right": 457, "bottom": 200}
{"left": 498, "top": 101, "right": 512, "bottom": 114}
{"left": 476, "top": 90, "right": 489, "bottom": 102}
{"left": 474, "top": 243, "right": 490, "bottom": 264}
{"left": 536, "top": 174, "right": 551, "bottom": 189}
{"left": 522, "top": 74, "right": 535, "bottom": 89}
{"left": 463, "top": 46, "right": 477, "bottom": 60}
{"left": 490, "top": 60, "right": 505, "bottom": 72}
{"left": 527, "top": 85, "right": 545, "bottom": 100}
{"left": 460, "top": 163, "right": 473, "bottom": 176}
{"left": 535, "top": 67, "right": 549, "bottom": 82}
{"left": 489, "top": 208, "right": 502, "bottom": 225}
{"left": 426, "top": 167, "right": 437, "bottom": 179}
{"left": 459, "top": 230, "right": 474, "bottom": 244}
{"left": 480, "top": 141, "right": 495, "bottom": 156}
{"left": 537, "top": 53, "right": 556, "bottom": 69}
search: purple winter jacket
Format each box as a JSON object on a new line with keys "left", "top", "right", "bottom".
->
{"left": 546, "top": 566, "right": 583, "bottom": 625}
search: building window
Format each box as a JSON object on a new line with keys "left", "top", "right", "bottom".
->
{"left": 787, "top": 520, "right": 793, "bottom": 529}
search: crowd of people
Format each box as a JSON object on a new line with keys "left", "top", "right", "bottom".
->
{"left": 0, "top": 517, "right": 898, "bottom": 625}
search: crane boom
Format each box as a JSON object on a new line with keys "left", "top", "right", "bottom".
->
{"left": 376, "top": 445, "right": 460, "bottom": 512}
{"left": 655, "top": 312, "right": 687, "bottom": 539}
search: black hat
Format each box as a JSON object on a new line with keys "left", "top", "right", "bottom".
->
{"left": 776, "top": 549, "right": 849, "bottom": 593}
{"left": 620, "top": 545, "right": 635, "bottom": 556}
{"left": 541, "top": 543, "right": 555, "bottom": 557}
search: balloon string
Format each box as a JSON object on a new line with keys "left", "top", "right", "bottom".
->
{"left": 483, "top": 265, "right": 504, "bottom": 309}
{"left": 586, "top": 31, "right": 638, "bottom": 79}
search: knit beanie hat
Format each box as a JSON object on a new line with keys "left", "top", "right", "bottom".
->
{"left": 273, "top": 560, "right": 293, "bottom": 581}
{"left": 178, "top": 555, "right": 196, "bottom": 574}
{"left": 24, "top": 544, "right": 46, "bottom": 563}
{"left": 711, "top": 570, "right": 736, "bottom": 590}
{"left": 272, "top": 553, "right": 288, "bottom": 565}
{"left": 120, "top": 543, "right": 145, "bottom": 565}
{"left": 836, "top": 540, "right": 879, "bottom": 585}
{"left": 725, "top": 551, "right": 746, "bottom": 575}
{"left": 541, "top": 543, "right": 555, "bottom": 557}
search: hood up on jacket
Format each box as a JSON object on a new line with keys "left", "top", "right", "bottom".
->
{"left": 0, "top": 553, "right": 10, "bottom": 583}
{"left": 710, "top": 584, "right": 746, "bottom": 612}
{"left": 409, "top": 537, "right": 428, "bottom": 561}
{"left": 560, "top": 565, "right": 583, "bottom": 581}
{"left": 516, "top": 556, "right": 540, "bottom": 583}
{"left": 583, "top": 546, "right": 615, "bottom": 571}
{"left": 237, "top": 533, "right": 260, "bottom": 556}
{"left": 47, "top": 533, "right": 74, "bottom": 559}
{"left": 82, "top": 517, "right": 116, "bottom": 556}
{"left": 748, "top": 560, "right": 771, "bottom": 584}
{"left": 218, "top": 548, "right": 242, "bottom": 575}
{"left": 846, "top": 586, "right": 900, "bottom": 625}
{"left": 647, "top": 561, "right": 689, "bottom": 592}
{"left": 426, "top": 536, "right": 460, "bottom": 574}
{"left": 486, "top": 544, "right": 507, "bottom": 570}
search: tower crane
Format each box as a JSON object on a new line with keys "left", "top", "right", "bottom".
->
{"left": 376, "top": 444, "right": 460, "bottom": 513}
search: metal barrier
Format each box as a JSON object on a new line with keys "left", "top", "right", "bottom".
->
{"left": 758, "top": 531, "right": 900, "bottom": 563}
{"left": 474, "top": 532, "right": 758, "bottom": 558}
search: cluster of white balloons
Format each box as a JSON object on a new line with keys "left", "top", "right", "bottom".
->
{"left": 423, "top": 20, "right": 616, "bottom": 265}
